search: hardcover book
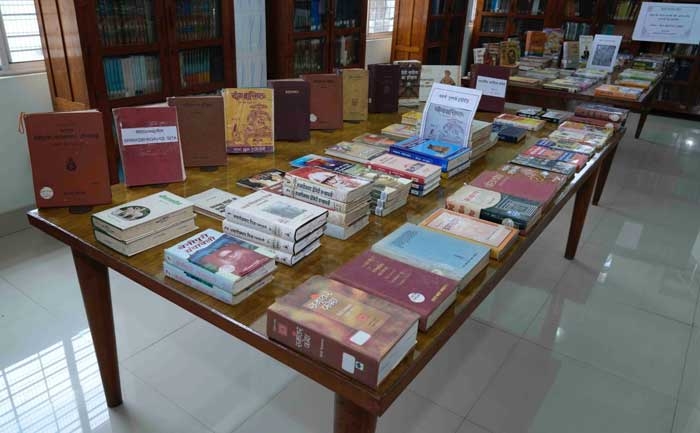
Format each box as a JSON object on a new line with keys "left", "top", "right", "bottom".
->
{"left": 325, "top": 214, "right": 370, "bottom": 240}
{"left": 371, "top": 223, "right": 490, "bottom": 290}
{"left": 236, "top": 169, "right": 286, "bottom": 191}
{"left": 330, "top": 250, "right": 458, "bottom": 330}
{"left": 224, "top": 190, "right": 328, "bottom": 242}
{"left": 352, "top": 133, "right": 398, "bottom": 148}
{"left": 94, "top": 216, "right": 197, "bottom": 256}
{"left": 445, "top": 184, "right": 542, "bottom": 233}
{"left": 24, "top": 110, "right": 111, "bottom": 208}
{"left": 420, "top": 208, "right": 518, "bottom": 260}
{"left": 521, "top": 145, "right": 589, "bottom": 171}
{"left": 341, "top": 68, "right": 369, "bottom": 121}
{"left": 187, "top": 188, "right": 239, "bottom": 220}
{"left": 301, "top": 73, "right": 343, "bottom": 129}
{"left": 558, "top": 121, "right": 613, "bottom": 138}
{"left": 497, "top": 126, "right": 527, "bottom": 143}
{"left": 593, "top": 84, "right": 643, "bottom": 101}
{"left": 540, "top": 109, "right": 573, "bottom": 124}
{"left": 470, "top": 164, "right": 568, "bottom": 206}
{"left": 470, "top": 64, "right": 510, "bottom": 112}
{"left": 394, "top": 60, "right": 421, "bottom": 107}
{"left": 267, "top": 275, "right": 420, "bottom": 388}
{"left": 419, "top": 65, "right": 461, "bottom": 101}
{"left": 568, "top": 115, "right": 622, "bottom": 130}
{"left": 389, "top": 137, "right": 471, "bottom": 172}
{"left": 493, "top": 113, "right": 545, "bottom": 131}
{"left": 548, "top": 129, "right": 608, "bottom": 149}
{"left": 325, "top": 141, "right": 386, "bottom": 163}
{"left": 222, "top": 220, "right": 324, "bottom": 256}
{"left": 574, "top": 103, "right": 629, "bottom": 122}
{"left": 284, "top": 166, "right": 373, "bottom": 203}
{"left": 113, "top": 106, "right": 186, "bottom": 186}
{"left": 535, "top": 138, "right": 596, "bottom": 156}
{"left": 222, "top": 88, "right": 275, "bottom": 153}
{"left": 164, "top": 229, "right": 276, "bottom": 294}
{"left": 511, "top": 155, "right": 577, "bottom": 177}
{"left": 367, "top": 154, "right": 441, "bottom": 185}
{"left": 167, "top": 96, "right": 226, "bottom": 167}
{"left": 267, "top": 79, "right": 310, "bottom": 141}
{"left": 367, "top": 63, "right": 400, "bottom": 113}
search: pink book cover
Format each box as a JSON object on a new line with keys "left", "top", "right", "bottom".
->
{"left": 521, "top": 145, "right": 588, "bottom": 171}
{"left": 330, "top": 251, "right": 458, "bottom": 330}
{"left": 470, "top": 164, "right": 567, "bottom": 205}
{"left": 113, "top": 106, "right": 186, "bottom": 186}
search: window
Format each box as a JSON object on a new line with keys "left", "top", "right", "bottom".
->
{"left": 0, "top": 0, "right": 44, "bottom": 75}
{"left": 368, "top": 0, "right": 395, "bottom": 37}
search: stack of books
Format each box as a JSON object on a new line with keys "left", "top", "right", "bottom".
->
{"left": 518, "top": 56, "right": 553, "bottom": 70}
{"left": 571, "top": 103, "right": 628, "bottom": 130}
{"left": 542, "top": 76, "right": 597, "bottom": 92}
{"left": 290, "top": 154, "right": 411, "bottom": 217}
{"left": 351, "top": 133, "right": 398, "bottom": 148}
{"left": 223, "top": 190, "right": 328, "bottom": 265}
{"left": 615, "top": 68, "right": 661, "bottom": 89}
{"left": 593, "top": 84, "right": 643, "bottom": 101}
{"left": 389, "top": 137, "right": 471, "bottom": 179}
{"left": 493, "top": 113, "right": 545, "bottom": 131}
{"left": 516, "top": 143, "right": 589, "bottom": 172}
{"left": 517, "top": 107, "right": 573, "bottom": 124}
{"left": 325, "top": 141, "right": 386, "bottom": 164}
{"left": 572, "top": 68, "right": 608, "bottom": 80}
{"left": 401, "top": 111, "right": 422, "bottom": 126}
{"left": 519, "top": 68, "right": 560, "bottom": 81}
{"left": 509, "top": 75, "right": 543, "bottom": 87}
{"left": 283, "top": 166, "right": 374, "bottom": 240}
{"left": 367, "top": 153, "right": 442, "bottom": 197}
{"left": 91, "top": 191, "right": 197, "bottom": 257}
{"left": 470, "top": 120, "right": 497, "bottom": 161}
{"left": 187, "top": 188, "right": 240, "bottom": 220}
{"left": 163, "top": 229, "right": 276, "bottom": 305}
{"left": 380, "top": 123, "right": 419, "bottom": 140}
{"left": 548, "top": 121, "right": 611, "bottom": 150}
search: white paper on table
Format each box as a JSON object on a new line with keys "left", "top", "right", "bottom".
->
{"left": 587, "top": 34, "right": 623, "bottom": 73}
{"left": 419, "top": 83, "right": 483, "bottom": 148}
{"left": 633, "top": 2, "right": 700, "bottom": 44}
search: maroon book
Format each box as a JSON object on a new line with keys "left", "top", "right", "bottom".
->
{"left": 330, "top": 251, "right": 458, "bottom": 331}
{"left": 113, "top": 106, "right": 186, "bottom": 187}
{"left": 470, "top": 164, "right": 568, "bottom": 207}
{"left": 300, "top": 74, "right": 343, "bottom": 130}
{"left": 24, "top": 111, "right": 112, "bottom": 208}
{"left": 167, "top": 96, "right": 227, "bottom": 167}
{"left": 267, "top": 275, "right": 419, "bottom": 388}
{"left": 469, "top": 64, "right": 510, "bottom": 113}
{"left": 267, "top": 79, "right": 310, "bottom": 141}
{"left": 367, "top": 63, "right": 400, "bottom": 113}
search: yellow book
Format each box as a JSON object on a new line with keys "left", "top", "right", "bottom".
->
{"left": 222, "top": 88, "right": 274, "bottom": 153}
{"left": 401, "top": 111, "right": 423, "bottom": 126}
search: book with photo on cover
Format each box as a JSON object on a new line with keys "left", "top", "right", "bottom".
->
{"left": 222, "top": 88, "right": 274, "bottom": 153}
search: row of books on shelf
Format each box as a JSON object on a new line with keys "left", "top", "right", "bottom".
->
{"left": 103, "top": 55, "right": 162, "bottom": 99}
{"left": 662, "top": 44, "right": 699, "bottom": 57}
{"left": 96, "top": 0, "right": 156, "bottom": 47}
{"left": 175, "top": 0, "right": 220, "bottom": 41}
{"left": 293, "top": 0, "right": 327, "bottom": 32}
{"left": 178, "top": 48, "right": 224, "bottom": 88}
{"left": 483, "top": 0, "right": 512, "bottom": 13}
{"left": 562, "top": 22, "right": 590, "bottom": 42}
{"left": 481, "top": 17, "right": 507, "bottom": 34}
{"left": 606, "top": 0, "right": 640, "bottom": 21}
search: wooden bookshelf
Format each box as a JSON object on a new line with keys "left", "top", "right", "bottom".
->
{"left": 35, "top": 0, "right": 237, "bottom": 184}
{"left": 390, "top": 0, "right": 469, "bottom": 64}
{"left": 266, "top": 0, "right": 367, "bottom": 78}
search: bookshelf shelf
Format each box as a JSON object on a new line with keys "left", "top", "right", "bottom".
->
{"left": 102, "top": 44, "right": 161, "bottom": 56}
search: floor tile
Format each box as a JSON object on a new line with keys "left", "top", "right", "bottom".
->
{"left": 233, "top": 375, "right": 464, "bottom": 433}
{"left": 456, "top": 420, "right": 492, "bottom": 433}
{"left": 673, "top": 403, "right": 700, "bottom": 433}
{"left": 472, "top": 279, "right": 550, "bottom": 336}
{"left": 679, "top": 327, "right": 700, "bottom": 410}
{"left": 525, "top": 293, "right": 691, "bottom": 397}
{"left": 468, "top": 340, "right": 676, "bottom": 433}
{"left": 0, "top": 228, "right": 63, "bottom": 271}
{"left": 409, "top": 320, "right": 518, "bottom": 416}
{"left": 504, "top": 245, "right": 571, "bottom": 293}
{"left": 123, "top": 319, "right": 296, "bottom": 433}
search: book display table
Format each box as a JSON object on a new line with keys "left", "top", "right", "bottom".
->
{"left": 27, "top": 111, "right": 622, "bottom": 433}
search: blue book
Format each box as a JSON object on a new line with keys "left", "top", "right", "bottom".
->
{"left": 390, "top": 137, "right": 471, "bottom": 172}
{"left": 289, "top": 154, "right": 357, "bottom": 172}
{"left": 371, "top": 223, "right": 490, "bottom": 290}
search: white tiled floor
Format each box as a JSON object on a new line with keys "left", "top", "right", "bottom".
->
{"left": 1, "top": 113, "right": 699, "bottom": 433}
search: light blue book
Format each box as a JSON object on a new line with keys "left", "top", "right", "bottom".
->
{"left": 371, "top": 223, "right": 490, "bottom": 290}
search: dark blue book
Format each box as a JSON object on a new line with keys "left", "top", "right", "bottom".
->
{"left": 497, "top": 126, "right": 527, "bottom": 143}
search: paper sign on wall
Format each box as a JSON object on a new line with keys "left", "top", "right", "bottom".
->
{"left": 633, "top": 2, "right": 700, "bottom": 44}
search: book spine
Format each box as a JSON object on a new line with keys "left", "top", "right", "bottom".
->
{"left": 221, "top": 219, "right": 296, "bottom": 254}
{"left": 225, "top": 207, "right": 296, "bottom": 242}
{"left": 284, "top": 174, "right": 351, "bottom": 202}
{"left": 283, "top": 185, "right": 353, "bottom": 213}
{"left": 389, "top": 147, "right": 449, "bottom": 171}
{"left": 266, "top": 309, "right": 379, "bottom": 388}
{"left": 163, "top": 250, "right": 240, "bottom": 292}
{"left": 164, "top": 263, "right": 237, "bottom": 304}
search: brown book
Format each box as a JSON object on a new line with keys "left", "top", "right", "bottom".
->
{"left": 300, "top": 73, "right": 343, "bottom": 130}
{"left": 367, "top": 63, "right": 400, "bottom": 113}
{"left": 167, "top": 96, "right": 226, "bottom": 167}
{"left": 267, "top": 275, "right": 419, "bottom": 388}
{"left": 340, "top": 68, "right": 368, "bottom": 121}
{"left": 469, "top": 64, "right": 511, "bottom": 113}
{"left": 267, "top": 79, "right": 310, "bottom": 141}
{"left": 24, "top": 111, "right": 111, "bottom": 208}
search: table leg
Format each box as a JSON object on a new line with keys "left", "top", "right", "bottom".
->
{"left": 334, "top": 394, "right": 377, "bottom": 433}
{"left": 592, "top": 143, "right": 618, "bottom": 206}
{"left": 565, "top": 168, "right": 599, "bottom": 260}
{"left": 72, "top": 248, "right": 123, "bottom": 407}
{"left": 635, "top": 109, "right": 649, "bottom": 139}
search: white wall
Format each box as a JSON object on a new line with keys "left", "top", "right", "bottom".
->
{"left": 365, "top": 37, "right": 392, "bottom": 65}
{"left": 0, "top": 73, "right": 52, "bottom": 213}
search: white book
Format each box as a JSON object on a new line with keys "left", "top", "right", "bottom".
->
{"left": 324, "top": 214, "right": 370, "bottom": 240}
{"left": 222, "top": 220, "right": 325, "bottom": 256}
{"left": 94, "top": 217, "right": 197, "bottom": 256}
{"left": 187, "top": 188, "right": 240, "bottom": 220}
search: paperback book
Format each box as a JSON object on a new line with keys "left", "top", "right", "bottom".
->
{"left": 237, "top": 169, "right": 286, "bottom": 191}
{"left": 367, "top": 153, "right": 442, "bottom": 185}
{"left": 394, "top": 60, "right": 422, "bottom": 107}
{"left": 352, "top": 133, "right": 398, "bottom": 148}
{"left": 187, "top": 188, "right": 240, "bottom": 220}
{"left": 535, "top": 138, "right": 596, "bottom": 156}
{"left": 520, "top": 145, "right": 589, "bottom": 171}
{"left": 341, "top": 68, "right": 369, "bottom": 121}
{"left": 511, "top": 155, "right": 577, "bottom": 177}
{"left": 325, "top": 141, "right": 386, "bottom": 164}
{"left": 222, "top": 88, "right": 274, "bottom": 153}
{"left": 167, "top": 96, "right": 226, "bottom": 167}
{"left": 283, "top": 166, "right": 373, "bottom": 203}
{"left": 493, "top": 113, "right": 545, "bottom": 131}
{"left": 390, "top": 137, "right": 471, "bottom": 171}
{"left": 94, "top": 217, "right": 197, "bottom": 256}
{"left": 470, "top": 164, "right": 568, "bottom": 206}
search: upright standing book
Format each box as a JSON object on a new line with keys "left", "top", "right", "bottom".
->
{"left": 113, "top": 106, "right": 186, "bottom": 187}
{"left": 301, "top": 73, "right": 343, "bottom": 130}
{"left": 267, "top": 79, "right": 310, "bottom": 141}
{"left": 222, "top": 88, "right": 275, "bottom": 153}
{"left": 367, "top": 63, "right": 400, "bottom": 113}
{"left": 24, "top": 110, "right": 112, "bottom": 208}
{"left": 394, "top": 60, "right": 421, "bottom": 107}
{"left": 470, "top": 64, "right": 510, "bottom": 112}
{"left": 167, "top": 96, "right": 227, "bottom": 167}
{"left": 340, "top": 68, "right": 369, "bottom": 121}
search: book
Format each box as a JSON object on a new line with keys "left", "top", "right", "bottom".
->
{"left": 470, "top": 119, "right": 494, "bottom": 141}
{"left": 301, "top": 73, "right": 343, "bottom": 130}
{"left": 290, "top": 154, "right": 356, "bottom": 171}
{"left": 283, "top": 184, "right": 370, "bottom": 214}
{"left": 367, "top": 63, "right": 400, "bottom": 113}
{"left": 496, "top": 126, "right": 527, "bottom": 143}
{"left": 330, "top": 250, "right": 459, "bottom": 330}
{"left": 470, "top": 64, "right": 510, "bottom": 112}
{"left": 579, "top": 35, "right": 593, "bottom": 64}
{"left": 445, "top": 184, "right": 542, "bottom": 233}
{"left": 394, "top": 60, "right": 422, "bottom": 107}
{"left": 222, "top": 219, "right": 324, "bottom": 256}
{"left": 371, "top": 223, "right": 490, "bottom": 290}
{"left": 187, "top": 188, "right": 239, "bottom": 220}
{"left": 163, "top": 229, "right": 276, "bottom": 294}
{"left": 574, "top": 103, "right": 629, "bottom": 122}
{"left": 511, "top": 155, "right": 577, "bottom": 177}
{"left": 419, "top": 65, "right": 461, "bottom": 102}
{"left": 558, "top": 121, "right": 613, "bottom": 138}
{"left": 164, "top": 262, "right": 274, "bottom": 305}
{"left": 167, "top": 96, "right": 226, "bottom": 167}
{"left": 420, "top": 208, "right": 518, "bottom": 260}
{"left": 325, "top": 214, "right": 370, "bottom": 240}
{"left": 380, "top": 123, "right": 418, "bottom": 140}
{"left": 499, "top": 40, "right": 520, "bottom": 67}
{"left": 283, "top": 166, "right": 373, "bottom": 203}
{"left": 267, "top": 79, "right": 310, "bottom": 141}
{"left": 222, "top": 88, "right": 275, "bottom": 153}
{"left": 517, "top": 107, "right": 545, "bottom": 118}
{"left": 236, "top": 169, "right": 286, "bottom": 191}
{"left": 615, "top": 78, "right": 652, "bottom": 89}
{"left": 401, "top": 111, "right": 423, "bottom": 126}
{"left": 325, "top": 141, "right": 386, "bottom": 164}
{"left": 520, "top": 145, "right": 589, "bottom": 171}
{"left": 508, "top": 75, "right": 542, "bottom": 87}
{"left": 548, "top": 129, "right": 608, "bottom": 149}
{"left": 224, "top": 190, "right": 328, "bottom": 242}
{"left": 23, "top": 110, "right": 111, "bottom": 208}
{"left": 352, "top": 133, "right": 398, "bottom": 148}
{"left": 113, "top": 106, "right": 186, "bottom": 186}
{"left": 543, "top": 28, "right": 564, "bottom": 60}
{"left": 493, "top": 113, "right": 545, "bottom": 131}
{"left": 525, "top": 31, "right": 547, "bottom": 56}
{"left": 561, "top": 41, "right": 579, "bottom": 69}
{"left": 91, "top": 191, "right": 193, "bottom": 241}
{"left": 535, "top": 138, "right": 596, "bottom": 156}
{"left": 587, "top": 34, "right": 622, "bottom": 72}
{"left": 470, "top": 164, "right": 568, "bottom": 206}
{"left": 540, "top": 109, "right": 573, "bottom": 124}
{"left": 568, "top": 115, "right": 622, "bottom": 131}
{"left": 390, "top": 137, "right": 471, "bottom": 171}
{"left": 367, "top": 153, "right": 442, "bottom": 185}
{"left": 267, "top": 275, "right": 419, "bottom": 388}
{"left": 94, "top": 216, "right": 197, "bottom": 256}
{"left": 340, "top": 68, "right": 369, "bottom": 121}
{"left": 593, "top": 84, "right": 643, "bottom": 101}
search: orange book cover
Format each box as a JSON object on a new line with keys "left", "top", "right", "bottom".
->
{"left": 525, "top": 31, "right": 547, "bottom": 56}
{"left": 222, "top": 88, "right": 274, "bottom": 153}
{"left": 593, "top": 84, "right": 642, "bottom": 101}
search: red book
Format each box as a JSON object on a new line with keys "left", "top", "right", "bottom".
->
{"left": 113, "top": 106, "right": 186, "bottom": 187}
{"left": 300, "top": 74, "right": 343, "bottom": 130}
{"left": 167, "top": 96, "right": 227, "bottom": 167}
{"left": 330, "top": 251, "right": 458, "bottom": 331}
{"left": 267, "top": 275, "right": 419, "bottom": 388}
{"left": 267, "top": 79, "right": 310, "bottom": 141}
{"left": 470, "top": 164, "right": 568, "bottom": 207}
{"left": 520, "top": 145, "right": 589, "bottom": 171}
{"left": 24, "top": 111, "right": 112, "bottom": 208}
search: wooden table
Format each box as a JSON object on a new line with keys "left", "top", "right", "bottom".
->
{"left": 27, "top": 111, "right": 621, "bottom": 433}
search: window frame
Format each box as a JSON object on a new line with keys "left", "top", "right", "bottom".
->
{"left": 0, "top": 1, "right": 45, "bottom": 77}
{"left": 366, "top": 0, "right": 395, "bottom": 40}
